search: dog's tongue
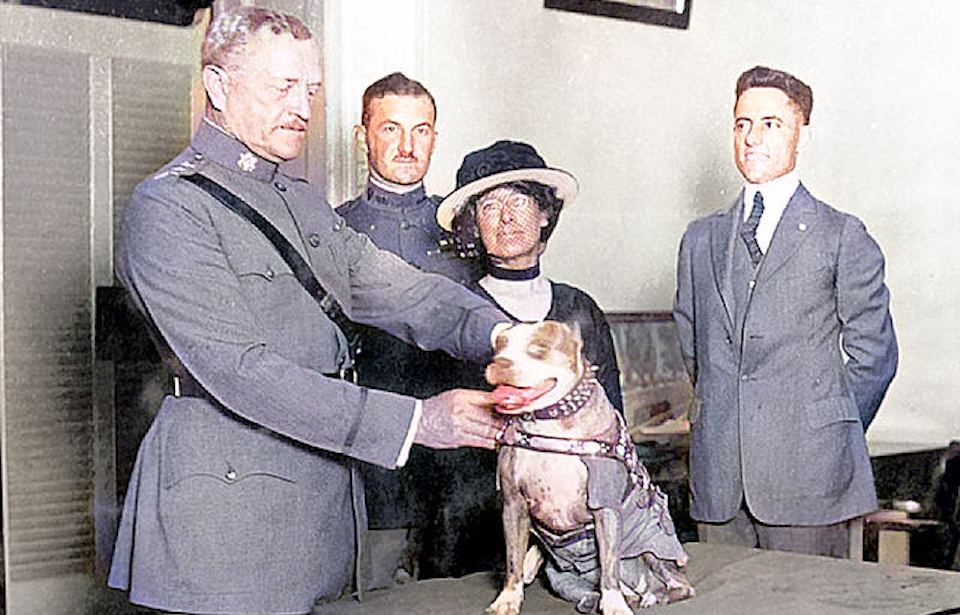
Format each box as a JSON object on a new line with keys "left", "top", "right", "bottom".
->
{"left": 492, "top": 380, "right": 556, "bottom": 414}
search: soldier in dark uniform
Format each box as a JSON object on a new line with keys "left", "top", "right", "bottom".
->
{"left": 337, "top": 72, "right": 482, "bottom": 285}
{"left": 107, "top": 9, "right": 509, "bottom": 615}
{"left": 336, "top": 73, "right": 499, "bottom": 581}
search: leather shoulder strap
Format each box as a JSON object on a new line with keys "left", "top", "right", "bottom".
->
{"left": 182, "top": 172, "right": 361, "bottom": 359}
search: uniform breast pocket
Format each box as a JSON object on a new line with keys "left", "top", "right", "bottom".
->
{"left": 224, "top": 246, "right": 310, "bottom": 317}
{"left": 225, "top": 243, "right": 288, "bottom": 284}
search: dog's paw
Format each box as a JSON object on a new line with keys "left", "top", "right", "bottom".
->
{"left": 599, "top": 589, "right": 634, "bottom": 615}
{"left": 575, "top": 591, "right": 600, "bottom": 613}
{"left": 487, "top": 586, "right": 524, "bottom": 615}
{"left": 657, "top": 566, "right": 695, "bottom": 604}
{"left": 639, "top": 591, "right": 659, "bottom": 608}
{"left": 662, "top": 582, "right": 695, "bottom": 604}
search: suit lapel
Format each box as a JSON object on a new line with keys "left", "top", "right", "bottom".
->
{"left": 758, "top": 183, "right": 818, "bottom": 281}
{"left": 710, "top": 193, "right": 742, "bottom": 330}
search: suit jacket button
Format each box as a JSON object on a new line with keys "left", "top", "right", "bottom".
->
{"left": 308, "top": 233, "right": 321, "bottom": 247}
{"left": 225, "top": 469, "right": 237, "bottom": 482}
{"left": 274, "top": 181, "right": 287, "bottom": 192}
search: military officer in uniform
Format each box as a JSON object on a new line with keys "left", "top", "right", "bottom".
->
{"left": 107, "top": 8, "right": 509, "bottom": 615}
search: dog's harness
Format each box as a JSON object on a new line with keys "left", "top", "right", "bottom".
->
{"left": 495, "top": 366, "right": 652, "bottom": 492}
{"left": 495, "top": 367, "right": 681, "bottom": 553}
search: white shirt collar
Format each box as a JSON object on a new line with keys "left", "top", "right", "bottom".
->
{"left": 743, "top": 170, "right": 800, "bottom": 252}
{"left": 479, "top": 273, "right": 552, "bottom": 322}
{"left": 368, "top": 167, "right": 423, "bottom": 195}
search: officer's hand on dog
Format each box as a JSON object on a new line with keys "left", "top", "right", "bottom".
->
{"left": 417, "top": 389, "right": 506, "bottom": 449}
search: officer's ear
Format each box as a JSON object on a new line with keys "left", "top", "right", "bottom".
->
{"left": 203, "top": 65, "right": 230, "bottom": 112}
{"left": 353, "top": 124, "right": 367, "bottom": 152}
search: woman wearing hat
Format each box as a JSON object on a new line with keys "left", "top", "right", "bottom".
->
{"left": 437, "top": 140, "right": 623, "bottom": 410}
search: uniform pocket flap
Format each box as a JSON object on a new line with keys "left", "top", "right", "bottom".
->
{"left": 161, "top": 403, "right": 299, "bottom": 489}
{"left": 805, "top": 396, "right": 859, "bottom": 429}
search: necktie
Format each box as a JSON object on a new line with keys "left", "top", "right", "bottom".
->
{"left": 741, "top": 191, "right": 764, "bottom": 266}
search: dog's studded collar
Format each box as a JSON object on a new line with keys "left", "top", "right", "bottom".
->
{"left": 524, "top": 365, "right": 599, "bottom": 420}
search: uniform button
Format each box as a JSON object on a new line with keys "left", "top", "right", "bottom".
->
{"left": 193, "top": 153, "right": 204, "bottom": 161}
{"left": 749, "top": 280, "right": 756, "bottom": 289}
{"left": 400, "top": 221, "right": 411, "bottom": 230}
{"left": 308, "top": 233, "right": 321, "bottom": 247}
{"left": 265, "top": 267, "right": 275, "bottom": 279}
{"left": 333, "top": 222, "right": 343, "bottom": 231}
{"left": 275, "top": 181, "right": 287, "bottom": 192}
{"left": 225, "top": 469, "right": 237, "bottom": 481}
{"left": 740, "top": 374, "right": 749, "bottom": 381}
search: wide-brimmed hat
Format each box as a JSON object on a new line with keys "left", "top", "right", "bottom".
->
{"left": 436, "top": 140, "right": 578, "bottom": 232}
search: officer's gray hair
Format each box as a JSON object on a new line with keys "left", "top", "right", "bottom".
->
{"left": 201, "top": 7, "right": 313, "bottom": 70}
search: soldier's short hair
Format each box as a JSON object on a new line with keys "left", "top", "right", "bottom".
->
{"left": 361, "top": 72, "right": 436, "bottom": 127}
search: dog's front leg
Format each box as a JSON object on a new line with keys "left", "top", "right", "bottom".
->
{"left": 593, "top": 507, "right": 634, "bottom": 615}
{"left": 487, "top": 453, "right": 531, "bottom": 615}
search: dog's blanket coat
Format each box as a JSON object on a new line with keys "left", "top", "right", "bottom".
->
{"left": 487, "top": 321, "right": 693, "bottom": 615}
{"left": 501, "top": 398, "right": 688, "bottom": 603}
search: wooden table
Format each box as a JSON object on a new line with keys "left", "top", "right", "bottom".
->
{"left": 313, "top": 543, "right": 960, "bottom": 615}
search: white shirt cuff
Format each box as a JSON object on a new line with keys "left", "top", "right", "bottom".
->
{"left": 396, "top": 399, "right": 421, "bottom": 467}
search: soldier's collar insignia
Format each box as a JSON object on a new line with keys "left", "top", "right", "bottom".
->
{"left": 237, "top": 152, "right": 258, "bottom": 173}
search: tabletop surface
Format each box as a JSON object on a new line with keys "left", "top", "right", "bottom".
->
{"left": 313, "top": 542, "right": 960, "bottom": 615}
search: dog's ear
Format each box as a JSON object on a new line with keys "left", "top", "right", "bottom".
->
{"left": 558, "top": 321, "right": 584, "bottom": 370}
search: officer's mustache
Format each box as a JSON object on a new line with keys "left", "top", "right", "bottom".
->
{"left": 281, "top": 117, "right": 308, "bottom": 131}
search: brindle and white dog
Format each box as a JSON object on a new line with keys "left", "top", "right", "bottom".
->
{"left": 485, "top": 321, "right": 694, "bottom": 615}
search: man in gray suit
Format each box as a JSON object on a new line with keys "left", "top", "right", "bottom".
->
{"left": 673, "top": 66, "right": 898, "bottom": 558}
{"left": 107, "top": 8, "right": 508, "bottom": 615}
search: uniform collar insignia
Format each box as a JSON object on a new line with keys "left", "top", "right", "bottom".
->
{"left": 237, "top": 152, "right": 258, "bottom": 173}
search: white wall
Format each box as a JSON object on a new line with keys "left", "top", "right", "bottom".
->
{"left": 328, "top": 0, "right": 960, "bottom": 447}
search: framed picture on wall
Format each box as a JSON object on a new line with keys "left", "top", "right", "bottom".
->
{"left": 545, "top": 0, "right": 692, "bottom": 30}
{"left": 605, "top": 311, "right": 695, "bottom": 440}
